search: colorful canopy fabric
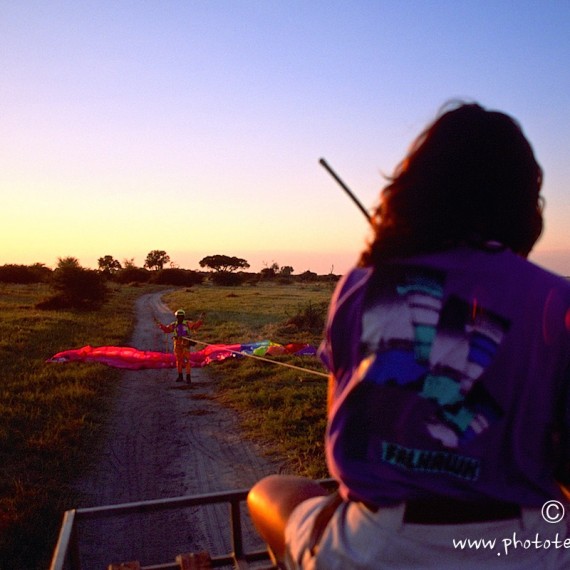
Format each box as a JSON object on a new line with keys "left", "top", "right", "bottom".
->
{"left": 46, "top": 340, "right": 317, "bottom": 370}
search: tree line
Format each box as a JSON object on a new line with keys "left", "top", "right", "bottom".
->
{"left": 0, "top": 251, "right": 338, "bottom": 310}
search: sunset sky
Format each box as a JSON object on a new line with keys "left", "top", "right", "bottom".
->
{"left": 2, "top": 1, "right": 569, "bottom": 275}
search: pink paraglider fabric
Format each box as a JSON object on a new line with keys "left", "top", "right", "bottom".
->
{"left": 46, "top": 341, "right": 317, "bottom": 370}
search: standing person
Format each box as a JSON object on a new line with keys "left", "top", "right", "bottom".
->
{"left": 248, "top": 102, "right": 570, "bottom": 568}
{"left": 158, "top": 309, "right": 204, "bottom": 383}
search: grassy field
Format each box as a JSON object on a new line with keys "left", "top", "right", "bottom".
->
{"left": 0, "top": 279, "right": 335, "bottom": 569}
{"left": 0, "top": 282, "right": 161, "bottom": 569}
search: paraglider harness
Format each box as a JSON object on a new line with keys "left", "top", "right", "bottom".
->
{"left": 171, "top": 322, "right": 197, "bottom": 349}
{"left": 156, "top": 309, "right": 203, "bottom": 350}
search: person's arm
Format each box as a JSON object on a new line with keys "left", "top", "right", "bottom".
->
{"left": 327, "top": 373, "right": 336, "bottom": 416}
{"left": 156, "top": 319, "right": 174, "bottom": 333}
{"left": 247, "top": 475, "right": 327, "bottom": 564}
{"left": 189, "top": 312, "right": 206, "bottom": 331}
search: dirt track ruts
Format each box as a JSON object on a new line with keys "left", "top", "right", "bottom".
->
{"left": 73, "top": 291, "right": 282, "bottom": 569}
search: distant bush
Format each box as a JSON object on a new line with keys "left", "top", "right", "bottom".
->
{"left": 37, "top": 266, "right": 108, "bottom": 310}
{"left": 298, "top": 270, "right": 318, "bottom": 282}
{"left": 0, "top": 264, "right": 52, "bottom": 283}
{"left": 259, "top": 267, "right": 277, "bottom": 280}
{"left": 114, "top": 266, "right": 151, "bottom": 284}
{"left": 284, "top": 301, "right": 328, "bottom": 334}
{"left": 317, "top": 274, "right": 341, "bottom": 284}
{"left": 211, "top": 272, "right": 245, "bottom": 286}
{"left": 150, "top": 268, "right": 204, "bottom": 286}
{"left": 240, "top": 272, "right": 260, "bottom": 285}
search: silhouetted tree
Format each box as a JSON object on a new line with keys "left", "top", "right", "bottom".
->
{"left": 57, "top": 256, "right": 81, "bottom": 269}
{"left": 144, "top": 250, "right": 170, "bottom": 271}
{"left": 199, "top": 255, "right": 250, "bottom": 273}
{"left": 97, "top": 255, "right": 122, "bottom": 276}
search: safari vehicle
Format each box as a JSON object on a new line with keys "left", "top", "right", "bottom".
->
{"left": 50, "top": 479, "right": 336, "bottom": 570}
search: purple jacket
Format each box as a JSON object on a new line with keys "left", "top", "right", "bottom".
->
{"left": 320, "top": 246, "right": 570, "bottom": 507}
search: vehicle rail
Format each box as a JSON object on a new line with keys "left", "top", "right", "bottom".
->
{"left": 50, "top": 479, "right": 337, "bottom": 570}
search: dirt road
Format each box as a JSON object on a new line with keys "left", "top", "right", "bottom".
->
{"left": 73, "top": 291, "right": 282, "bottom": 569}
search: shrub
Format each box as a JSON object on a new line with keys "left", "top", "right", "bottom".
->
{"left": 240, "top": 272, "right": 259, "bottom": 285}
{"left": 259, "top": 267, "right": 276, "bottom": 280}
{"left": 318, "top": 273, "right": 341, "bottom": 283}
{"left": 0, "top": 264, "right": 52, "bottom": 283}
{"left": 37, "top": 267, "right": 108, "bottom": 309}
{"left": 150, "top": 268, "right": 204, "bottom": 286}
{"left": 284, "top": 301, "right": 328, "bottom": 334}
{"left": 114, "top": 266, "right": 151, "bottom": 284}
{"left": 211, "top": 272, "right": 245, "bottom": 286}
{"left": 298, "top": 270, "right": 318, "bottom": 282}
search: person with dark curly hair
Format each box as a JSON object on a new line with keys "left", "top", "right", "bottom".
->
{"left": 248, "top": 102, "right": 570, "bottom": 568}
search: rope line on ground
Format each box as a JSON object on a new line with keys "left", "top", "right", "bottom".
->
{"left": 191, "top": 338, "right": 329, "bottom": 379}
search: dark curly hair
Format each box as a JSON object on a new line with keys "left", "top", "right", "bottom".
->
{"left": 360, "top": 102, "right": 544, "bottom": 266}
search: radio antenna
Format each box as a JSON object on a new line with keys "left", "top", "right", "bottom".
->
{"left": 319, "top": 158, "right": 372, "bottom": 225}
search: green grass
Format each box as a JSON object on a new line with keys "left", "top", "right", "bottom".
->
{"left": 0, "top": 279, "right": 335, "bottom": 569}
{"left": 0, "top": 282, "right": 163, "bottom": 570}
{"left": 164, "top": 281, "right": 334, "bottom": 478}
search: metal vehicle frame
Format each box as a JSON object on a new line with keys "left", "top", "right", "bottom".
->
{"left": 50, "top": 479, "right": 337, "bottom": 570}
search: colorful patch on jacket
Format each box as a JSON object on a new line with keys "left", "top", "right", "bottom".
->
{"left": 358, "top": 265, "right": 509, "bottom": 450}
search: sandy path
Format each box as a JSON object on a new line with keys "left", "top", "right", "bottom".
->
{"left": 73, "top": 292, "right": 281, "bottom": 569}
